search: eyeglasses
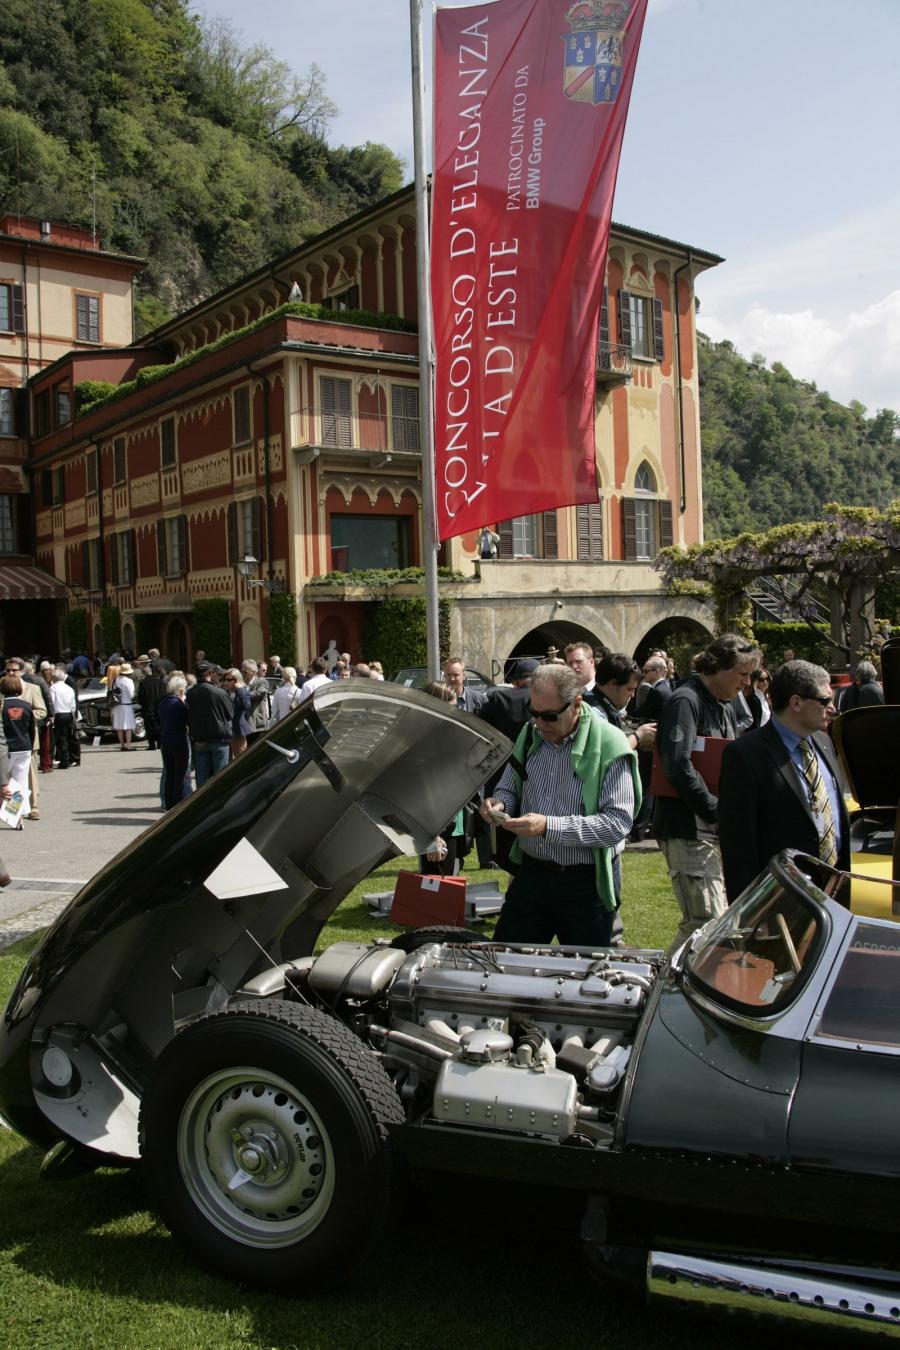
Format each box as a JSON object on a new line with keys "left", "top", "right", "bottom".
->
{"left": 527, "top": 700, "right": 573, "bottom": 723}
{"left": 801, "top": 694, "right": 833, "bottom": 707}
{"left": 757, "top": 675, "right": 771, "bottom": 684}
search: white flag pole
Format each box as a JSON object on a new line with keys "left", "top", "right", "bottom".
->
{"left": 410, "top": 0, "right": 440, "bottom": 682}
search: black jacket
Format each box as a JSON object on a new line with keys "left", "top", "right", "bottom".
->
{"left": 477, "top": 685, "right": 531, "bottom": 742}
{"left": 185, "top": 681, "right": 234, "bottom": 743}
{"left": 652, "top": 674, "right": 737, "bottom": 841}
{"left": 717, "top": 720, "right": 851, "bottom": 903}
{"left": 840, "top": 680, "right": 884, "bottom": 711}
{"left": 639, "top": 680, "right": 672, "bottom": 723}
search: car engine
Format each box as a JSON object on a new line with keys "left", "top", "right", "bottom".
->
{"left": 297, "top": 939, "right": 662, "bottom": 1147}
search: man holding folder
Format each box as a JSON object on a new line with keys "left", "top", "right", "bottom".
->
{"left": 653, "top": 634, "right": 760, "bottom": 952}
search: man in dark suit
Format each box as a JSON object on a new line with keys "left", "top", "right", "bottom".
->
{"left": 478, "top": 658, "right": 536, "bottom": 742}
{"left": 631, "top": 654, "right": 671, "bottom": 838}
{"left": 718, "top": 660, "right": 850, "bottom": 903}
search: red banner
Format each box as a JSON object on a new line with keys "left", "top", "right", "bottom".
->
{"left": 431, "top": 0, "right": 648, "bottom": 540}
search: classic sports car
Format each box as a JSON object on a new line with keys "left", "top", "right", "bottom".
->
{"left": 1, "top": 682, "right": 898, "bottom": 1338}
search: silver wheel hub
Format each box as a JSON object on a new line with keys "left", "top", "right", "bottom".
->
{"left": 177, "top": 1068, "right": 335, "bottom": 1248}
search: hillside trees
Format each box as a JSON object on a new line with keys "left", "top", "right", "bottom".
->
{"left": 0, "top": 0, "right": 404, "bottom": 326}
{"left": 698, "top": 336, "right": 900, "bottom": 537}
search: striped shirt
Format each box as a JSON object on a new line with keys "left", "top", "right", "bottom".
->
{"left": 493, "top": 734, "right": 634, "bottom": 865}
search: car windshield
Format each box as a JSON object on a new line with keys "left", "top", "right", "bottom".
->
{"left": 685, "top": 872, "right": 822, "bottom": 1016}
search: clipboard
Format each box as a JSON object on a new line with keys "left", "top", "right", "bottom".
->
{"left": 651, "top": 736, "right": 729, "bottom": 798}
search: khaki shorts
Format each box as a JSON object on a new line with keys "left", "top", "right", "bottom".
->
{"left": 658, "top": 836, "right": 726, "bottom": 954}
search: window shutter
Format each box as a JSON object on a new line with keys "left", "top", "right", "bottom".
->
{"left": 617, "top": 290, "right": 631, "bottom": 349}
{"left": 125, "top": 529, "right": 135, "bottom": 584}
{"left": 177, "top": 514, "right": 188, "bottom": 574}
{"left": 576, "top": 503, "right": 603, "bottom": 560}
{"left": 226, "top": 501, "right": 238, "bottom": 565}
{"left": 109, "top": 533, "right": 119, "bottom": 586}
{"left": 542, "top": 509, "right": 558, "bottom": 559}
{"left": 81, "top": 540, "right": 90, "bottom": 586}
{"left": 251, "top": 495, "right": 262, "bottom": 561}
{"left": 652, "top": 297, "right": 665, "bottom": 361}
{"left": 321, "top": 376, "right": 352, "bottom": 448}
{"left": 157, "top": 518, "right": 167, "bottom": 576}
{"left": 12, "top": 285, "right": 24, "bottom": 334}
{"left": 55, "top": 466, "right": 65, "bottom": 505}
{"left": 497, "top": 519, "right": 513, "bottom": 558}
{"left": 658, "top": 499, "right": 673, "bottom": 548}
{"left": 14, "top": 389, "right": 27, "bottom": 435}
{"left": 41, "top": 469, "right": 52, "bottom": 507}
{"left": 622, "top": 498, "right": 637, "bottom": 561}
{"left": 599, "top": 286, "right": 609, "bottom": 345}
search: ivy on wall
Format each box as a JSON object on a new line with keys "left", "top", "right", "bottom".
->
{"left": 268, "top": 592, "right": 297, "bottom": 667}
{"left": 192, "top": 598, "right": 231, "bottom": 667}
{"left": 362, "top": 597, "right": 451, "bottom": 672}
{"left": 99, "top": 605, "right": 121, "bottom": 654}
{"left": 65, "top": 607, "right": 88, "bottom": 654}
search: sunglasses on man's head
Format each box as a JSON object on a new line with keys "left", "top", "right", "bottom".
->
{"left": 527, "top": 699, "right": 572, "bottom": 723}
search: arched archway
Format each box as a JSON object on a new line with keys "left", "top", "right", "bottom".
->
{"left": 505, "top": 618, "right": 605, "bottom": 676}
{"left": 164, "top": 617, "right": 190, "bottom": 672}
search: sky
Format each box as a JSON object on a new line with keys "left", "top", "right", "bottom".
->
{"left": 199, "top": 0, "right": 900, "bottom": 415}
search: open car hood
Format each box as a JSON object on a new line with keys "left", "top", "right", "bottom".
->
{"left": 5, "top": 683, "right": 511, "bottom": 1055}
{"left": 832, "top": 705, "right": 900, "bottom": 811}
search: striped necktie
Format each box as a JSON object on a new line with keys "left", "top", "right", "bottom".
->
{"left": 798, "top": 738, "right": 838, "bottom": 866}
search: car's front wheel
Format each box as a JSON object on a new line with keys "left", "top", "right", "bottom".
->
{"left": 140, "top": 1000, "right": 404, "bottom": 1289}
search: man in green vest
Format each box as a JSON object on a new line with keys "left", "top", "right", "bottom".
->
{"left": 481, "top": 664, "right": 640, "bottom": 947}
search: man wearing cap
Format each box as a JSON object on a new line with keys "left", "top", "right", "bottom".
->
{"left": 478, "top": 657, "right": 537, "bottom": 742}
{"left": 185, "top": 662, "right": 234, "bottom": 787}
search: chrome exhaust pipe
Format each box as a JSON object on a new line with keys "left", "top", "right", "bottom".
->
{"left": 649, "top": 1250, "right": 900, "bottom": 1337}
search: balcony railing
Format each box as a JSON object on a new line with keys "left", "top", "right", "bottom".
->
{"left": 596, "top": 340, "right": 633, "bottom": 384}
{"left": 299, "top": 408, "right": 420, "bottom": 459}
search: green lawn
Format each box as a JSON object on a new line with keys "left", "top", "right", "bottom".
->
{"left": 0, "top": 852, "right": 752, "bottom": 1350}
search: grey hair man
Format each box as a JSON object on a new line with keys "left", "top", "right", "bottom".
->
{"left": 482, "top": 664, "right": 640, "bottom": 947}
{"left": 242, "top": 658, "right": 271, "bottom": 737}
{"left": 838, "top": 659, "right": 884, "bottom": 711}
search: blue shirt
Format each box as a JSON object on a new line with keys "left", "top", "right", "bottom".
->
{"left": 770, "top": 717, "right": 843, "bottom": 855}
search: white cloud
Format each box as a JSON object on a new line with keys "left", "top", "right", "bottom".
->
{"left": 700, "top": 289, "right": 900, "bottom": 415}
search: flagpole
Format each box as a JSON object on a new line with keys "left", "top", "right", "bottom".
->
{"left": 410, "top": 0, "right": 440, "bottom": 682}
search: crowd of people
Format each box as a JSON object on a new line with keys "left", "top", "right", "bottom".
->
{"left": 0, "top": 631, "right": 888, "bottom": 954}
{"left": 422, "top": 641, "right": 887, "bottom": 956}
{"left": 0, "top": 643, "right": 394, "bottom": 827}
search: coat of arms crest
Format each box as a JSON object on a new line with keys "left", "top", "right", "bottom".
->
{"left": 563, "top": 0, "right": 634, "bottom": 104}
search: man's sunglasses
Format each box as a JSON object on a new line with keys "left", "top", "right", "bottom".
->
{"left": 801, "top": 694, "right": 833, "bottom": 707}
{"left": 527, "top": 700, "right": 573, "bottom": 723}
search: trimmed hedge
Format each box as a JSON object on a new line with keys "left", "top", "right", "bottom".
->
{"left": 65, "top": 607, "right": 88, "bottom": 654}
{"left": 268, "top": 591, "right": 297, "bottom": 667}
{"left": 99, "top": 605, "right": 121, "bottom": 654}
{"left": 192, "top": 598, "right": 231, "bottom": 667}
{"left": 754, "top": 620, "right": 834, "bottom": 668}
{"left": 362, "top": 597, "right": 451, "bottom": 671}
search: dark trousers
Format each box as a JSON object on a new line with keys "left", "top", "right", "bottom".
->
{"left": 493, "top": 857, "right": 615, "bottom": 947}
{"left": 52, "top": 714, "right": 80, "bottom": 768}
{"left": 39, "top": 721, "right": 53, "bottom": 771}
{"left": 162, "top": 739, "right": 190, "bottom": 810}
